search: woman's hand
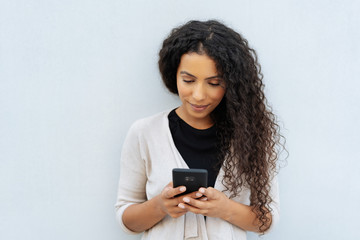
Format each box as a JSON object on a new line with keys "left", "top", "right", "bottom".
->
{"left": 178, "top": 187, "right": 231, "bottom": 220}
{"left": 178, "top": 187, "right": 270, "bottom": 232}
{"left": 157, "top": 182, "right": 204, "bottom": 218}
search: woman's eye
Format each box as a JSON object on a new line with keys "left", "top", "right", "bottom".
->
{"left": 209, "top": 82, "right": 220, "bottom": 86}
{"left": 183, "top": 79, "right": 194, "bottom": 83}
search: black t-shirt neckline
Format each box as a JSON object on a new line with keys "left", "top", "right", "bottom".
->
{"left": 168, "top": 109, "right": 221, "bottom": 188}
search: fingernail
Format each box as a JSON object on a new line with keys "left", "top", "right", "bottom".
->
{"left": 201, "top": 197, "right": 208, "bottom": 201}
{"left": 183, "top": 197, "right": 190, "bottom": 203}
{"left": 178, "top": 203, "right": 185, "bottom": 209}
{"left": 180, "top": 186, "right": 186, "bottom": 192}
{"left": 196, "top": 193, "right": 202, "bottom": 197}
{"left": 199, "top": 188, "right": 205, "bottom": 193}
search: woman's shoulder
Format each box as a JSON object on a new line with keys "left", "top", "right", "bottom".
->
{"left": 129, "top": 109, "right": 172, "bottom": 133}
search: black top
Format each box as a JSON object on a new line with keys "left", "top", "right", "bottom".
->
{"left": 168, "top": 109, "right": 222, "bottom": 188}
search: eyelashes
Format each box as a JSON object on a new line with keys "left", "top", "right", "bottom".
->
{"left": 182, "top": 79, "right": 221, "bottom": 87}
{"left": 182, "top": 79, "right": 194, "bottom": 83}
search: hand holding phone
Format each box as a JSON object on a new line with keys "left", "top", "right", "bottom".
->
{"left": 172, "top": 168, "right": 208, "bottom": 196}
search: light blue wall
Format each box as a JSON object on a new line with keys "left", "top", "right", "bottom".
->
{"left": 1, "top": 0, "right": 359, "bottom": 239}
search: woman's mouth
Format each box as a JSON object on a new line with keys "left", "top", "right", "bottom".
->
{"left": 190, "top": 103, "right": 209, "bottom": 112}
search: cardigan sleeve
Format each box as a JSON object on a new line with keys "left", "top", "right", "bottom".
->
{"left": 114, "top": 121, "right": 147, "bottom": 234}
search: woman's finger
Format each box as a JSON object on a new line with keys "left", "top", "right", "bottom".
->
{"left": 163, "top": 185, "right": 187, "bottom": 199}
{"left": 175, "top": 190, "right": 203, "bottom": 199}
{"left": 182, "top": 196, "right": 207, "bottom": 209}
{"left": 199, "top": 187, "right": 217, "bottom": 200}
{"left": 179, "top": 201, "right": 207, "bottom": 215}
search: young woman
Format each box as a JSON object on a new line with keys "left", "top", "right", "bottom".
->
{"left": 115, "top": 20, "right": 284, "bottom": 240}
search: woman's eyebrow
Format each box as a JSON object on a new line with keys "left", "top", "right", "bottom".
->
{"left": 180, "top": 71, "right": 221, "bottom": 80}
{"left": 179, "top": 71, "right": 196, "bottom": 78}
{"left": 205, "top": 76, "right": 222, "bottom": 80}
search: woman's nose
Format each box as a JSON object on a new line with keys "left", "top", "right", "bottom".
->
{"left": 192, "top": 83, "right": 206, "bottom": 101}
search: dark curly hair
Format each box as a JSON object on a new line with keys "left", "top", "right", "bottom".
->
{"left": 158, "top": 20, "right": 285, "bottom": 233}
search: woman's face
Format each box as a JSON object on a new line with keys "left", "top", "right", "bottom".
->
{"left": 176, "top": 52, "right": 225, "bottom": 129}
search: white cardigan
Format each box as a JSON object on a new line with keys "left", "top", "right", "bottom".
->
{"left": 115, "top": 110, "right": 280, "bottom": 240}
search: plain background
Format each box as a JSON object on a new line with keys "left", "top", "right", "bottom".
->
{"left": 1, "top": 0, "right": 359, "bottom": 239}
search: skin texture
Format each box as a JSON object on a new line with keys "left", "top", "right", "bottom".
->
{"left": 122, "top": 53, "right": 270, "bottom": 233}
{"left": 175, "top": 53, "right": 225, "bottom": 129}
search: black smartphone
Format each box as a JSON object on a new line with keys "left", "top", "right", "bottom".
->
{"left": 172, "top": 168, "right": 208, "bottom": 195}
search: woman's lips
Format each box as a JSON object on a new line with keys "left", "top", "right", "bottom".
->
{"left": 190, "top": 103, "right": 209, "bottom": 112}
